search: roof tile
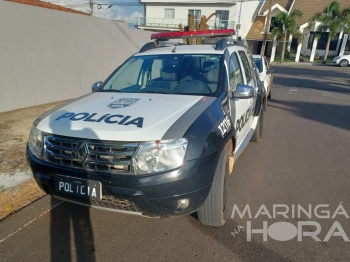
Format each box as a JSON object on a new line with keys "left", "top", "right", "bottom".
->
{"left": 6, "top": 0, "right": 88, "bottom": 15}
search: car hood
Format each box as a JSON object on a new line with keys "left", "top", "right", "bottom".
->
{"left": 337, "top": 55, "right": 350, "bottom": 59}
{"left": 36, "top": 92, "right": 216, "bottom": 141}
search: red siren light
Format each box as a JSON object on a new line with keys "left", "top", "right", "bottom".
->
{"left": 151, "top": 29, "right": 235, "bottom": 40}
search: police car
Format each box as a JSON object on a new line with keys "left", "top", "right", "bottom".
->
{"left": 26, "top": 29, "right": 264, "bottom": 226}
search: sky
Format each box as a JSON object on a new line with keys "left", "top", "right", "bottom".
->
{"left": 42, "top": 0, "right": 144, "bottom": 24}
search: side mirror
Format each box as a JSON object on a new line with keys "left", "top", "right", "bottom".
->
{"left": 233, "top": 84, "right": 255, "bottom": 99}
{"left": 92, "top": 81, "right": 103, "bottom": 92}
{"left": 267, "top": 69, "right": 276, "bottom": 74}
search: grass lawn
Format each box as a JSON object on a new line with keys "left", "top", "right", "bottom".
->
{"left": 273, "top": 57, "right": 296, "bottom": 63}
{"left": 312, "top": 58, "right": 334, "bottom": 63}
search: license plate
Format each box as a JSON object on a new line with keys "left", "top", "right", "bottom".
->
{"left": 55, "top": 175, "right": 102, "bottom": 201}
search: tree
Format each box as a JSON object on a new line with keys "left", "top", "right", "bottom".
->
{"left": 270, "top": 9, "right": 303, "bottom": 63}
{"left": 309, "top": 1, "right": 350, "bottom": 64}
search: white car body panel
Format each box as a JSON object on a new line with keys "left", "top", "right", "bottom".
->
{"left": 36, "top": 92, "right": 203, "bottom": 141}
{"left": 253, "top": 54, "right": 272, "bottom": 96}
{"left": 333, "top": 54, "right": 350, "bottom": 66}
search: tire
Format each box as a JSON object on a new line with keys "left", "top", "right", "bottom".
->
{"left": 267, "top": 89, "right": 271, "bottom": 99}
{"left": 250, "top": 108, "right": 264, "bottom": 142}
{"left": 339, "top": 59, "right": 349, "bottom": 67}
{"left": 197, "top": 141, "right": 232, "bottom": 226}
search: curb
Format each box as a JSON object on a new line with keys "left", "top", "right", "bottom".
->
{"left": 270, "top": 62, "right": 336, "bottom": 66}
{"left": 0, "top": 178, "right": 45, "bottom": 220}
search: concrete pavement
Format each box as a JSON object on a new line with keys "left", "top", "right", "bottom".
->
{"left": 0, "top": 64, "right": 349, "bottom": 261}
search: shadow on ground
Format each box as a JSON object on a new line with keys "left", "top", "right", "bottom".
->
{"left": 269, "top": 99, "right": 350, "bottom": 132}
{"left": 50, "top": 198, "right": 96, "bottom": 262}
{"left": 273, "top": 66, "right": 350, "bottom": 95}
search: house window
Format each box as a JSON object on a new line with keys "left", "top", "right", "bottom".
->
{"left": 308, "top": 32, "right": 340, "bottom": 50}
{"left": 346, "top": 38, "right": 350, "bottom": 51}
{"left": 189, "top": 9, "right": 201, "bottom": 22}
{"left": 215, "top": 10, "right": 229, "bottom": 29}
{"left": 164, "top": 8, "right": 175, "bottom": 19}
{"left": 307, "top": 33, "right": 315, "bottom": 49}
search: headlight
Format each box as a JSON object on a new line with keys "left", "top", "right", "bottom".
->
{"left": 334, "top": 56, "right": 340, "bottom": 60}
{"left": 133, "top": 138, "right": 188, "bottom": 175}
{"left": 28, "top": 125, "right": 44, "bottom": 159}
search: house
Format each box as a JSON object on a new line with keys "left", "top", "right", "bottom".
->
{"left": 246, "top": 0, "right": 350, "bottom": 62}
{"left": 137, "top": 0, "right": 264, "bottom": 40}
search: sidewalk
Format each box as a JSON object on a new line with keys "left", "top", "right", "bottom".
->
{"left": 270, "top": 61, "right": 337, "bottom": 66}
{"left": 0, "top": 100, "right": 69, "bottom": 220}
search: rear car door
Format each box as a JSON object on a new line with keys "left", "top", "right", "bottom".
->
{"left": 228, "top": 51, "right": 253, "bottom": 148}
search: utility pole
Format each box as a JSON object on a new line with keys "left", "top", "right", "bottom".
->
{"left": 90, "top": 0, "right": 93, "bottom": 16}
{"left": 236, "top": 0, "right": 243, "bottom": 40}
{"left": 260, "top": 0, "right": 273, "bottom": 55}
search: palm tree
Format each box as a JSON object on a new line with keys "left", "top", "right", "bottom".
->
{"left": 309, "top": 1, "right": 350, "bottom": 64}
{"left": 271, "top": 10, "right": 303, "bottom": 63}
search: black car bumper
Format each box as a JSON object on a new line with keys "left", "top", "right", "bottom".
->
{"left": 26, "top": 147, "right": 217, "bottom": 218}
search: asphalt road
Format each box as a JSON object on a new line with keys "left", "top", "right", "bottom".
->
{"left": 1, "top": 64, "right": 350, "bottom": 262}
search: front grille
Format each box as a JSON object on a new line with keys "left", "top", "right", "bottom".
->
{"left": 44, "top": 134, "right": 139, "bottom": 174}
{"left": 57, "top": 193, "right": 142, "bottom": 213}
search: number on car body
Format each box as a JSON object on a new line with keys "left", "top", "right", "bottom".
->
{"left": 218, "top": 116, "right": 231, "bottom": 137}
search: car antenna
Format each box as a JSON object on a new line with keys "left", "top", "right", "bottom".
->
{"left": 172, "top": 46, "right": 176, "bottom": 53}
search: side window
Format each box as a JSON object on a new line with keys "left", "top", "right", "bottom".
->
{"left": 229, "top": 52, "right": 243, "bottom": 90}
{"left": 238, "top": 51, "right": 252, "bottom": 83}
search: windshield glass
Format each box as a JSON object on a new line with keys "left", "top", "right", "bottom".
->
{"left": 101, "top": 54, "right": 222, "bottom": 96}
{"left": 253, "top": 57, "right": 263, "bottom": 73}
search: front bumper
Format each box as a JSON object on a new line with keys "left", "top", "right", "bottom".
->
{"left": 333, "top": 58, "right": 340, "bottom": 64}
{"left": 26, "top": 147, "right": 217, "bottom": 218}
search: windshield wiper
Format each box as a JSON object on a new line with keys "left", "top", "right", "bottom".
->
{"left": 99, "top": 89, "right": 122, "bottom": 92}
{"left": 99, "top": 90, "right": 137, "bottom": 93}
{"left": 140, "top": 90, "right": 171, "bottom": 94}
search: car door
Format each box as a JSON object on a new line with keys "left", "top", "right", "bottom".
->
{"left": 228, "top": 51, "right": 253, "bottom": 148}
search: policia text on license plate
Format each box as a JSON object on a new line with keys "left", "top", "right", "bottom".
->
{"left": 55, "top": 175, "right": 102, "bottom": 200}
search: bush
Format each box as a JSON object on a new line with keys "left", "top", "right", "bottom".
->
{"left": 284, "top": 50, "right": 291, "bottom": 59}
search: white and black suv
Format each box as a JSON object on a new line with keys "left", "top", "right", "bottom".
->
{"left": 27, "top": 30, "right": 264, "bottom": 226}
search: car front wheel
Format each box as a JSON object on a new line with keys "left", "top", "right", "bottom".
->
{"left": 339, "top": 59, "right": 349, "bottom": 67}
{"left": 197, "top": 141, "right": 232, "bottom": 226}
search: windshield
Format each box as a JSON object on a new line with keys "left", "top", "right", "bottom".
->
{"left": 101, "top": 54, "right": 223, "bottom": 96}
{"left": 253, "top": 57, "right": 263, "bottom": 73}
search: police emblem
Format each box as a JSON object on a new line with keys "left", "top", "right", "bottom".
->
{"left": 108, "top": 98, "right": 140, "bottom": 109}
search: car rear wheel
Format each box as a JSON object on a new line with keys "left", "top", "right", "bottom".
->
{"left": 197, "top": 141, "right": 232, "bottom": 226}
{"left": 339, "top": 59, "right": 349, "bottom": 67}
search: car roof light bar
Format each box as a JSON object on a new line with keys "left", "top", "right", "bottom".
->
{"left": 151, "top": 29, "right": 235, "bottom": 41}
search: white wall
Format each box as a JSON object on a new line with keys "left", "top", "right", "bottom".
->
{"left": 235, "top": 1, "right": 262, "bottom": 39}
{"left": 145, "top": 4, "right": 235, "bottom": 22}
{"left": 144, "top": 1, "right": 262, "bottom": 39}
{"left": 0, "top": 1, "right": 151, "bottom": 112}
